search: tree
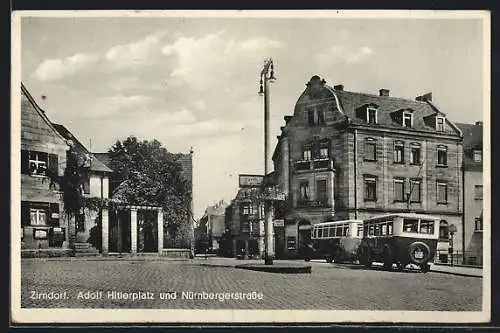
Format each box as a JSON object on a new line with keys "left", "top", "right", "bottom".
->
{"left": 107, "top": 136, "right": 191, "bottom": 242}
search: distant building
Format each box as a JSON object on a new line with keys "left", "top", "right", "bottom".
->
{"left": 20, "top": 83, "right": 69, "bottom": 250}
{"left": 197, "top": 200, "right": 228, "bottom": 252}
{"left": 456, "top": 121, "right": 483, "bottom": 265}
{"left": 272, "top": 75, "right": 464, "bottom": 259}
{"left": 52, "top": 123, "right": 113, "bottom": 250}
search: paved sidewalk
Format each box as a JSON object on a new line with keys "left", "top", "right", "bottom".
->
{"left": 430, "top": 264, "right": 483, "bottom": 278}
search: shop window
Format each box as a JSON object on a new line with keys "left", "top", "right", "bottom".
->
{"left": 30, "top": 208, "right": 47, "bottom": 226}
{"left": 439, "top": 220, "right": 449, "bottom": 241}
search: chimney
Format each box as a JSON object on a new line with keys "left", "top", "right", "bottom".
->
{"left": 379, "top": 89, "right": 390, "bottom": 97}
{"left": 476, "top": 121, "right": 483, "bottom": 126}
{"left": 284, "top": 116, "right": 292, "bottom": 124}
{"left": 334, "top": 84, "right": 344, "bottom": 91}
{"left": 416, "top": 92, "right": 432, "bottom": 102}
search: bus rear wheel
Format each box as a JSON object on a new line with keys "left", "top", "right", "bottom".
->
{"left": 359, "top": 246, "right": 372, "bottom": 268}
{"left": 421, "top": 263, "right": 431, "bottom": 273}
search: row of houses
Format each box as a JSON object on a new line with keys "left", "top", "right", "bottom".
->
{"left": 220, "top": 75, "right": 484, "bottom": 265}
{"left": 20, "top": 83, "right": 194, "bottom": 257}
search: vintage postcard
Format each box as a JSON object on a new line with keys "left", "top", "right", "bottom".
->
{"left": 11, "top": 10, "right": 490, "bottom": 324}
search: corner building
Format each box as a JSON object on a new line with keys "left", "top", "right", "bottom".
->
{"left": 273, "top": 76, "right": 464, "bottom": 258}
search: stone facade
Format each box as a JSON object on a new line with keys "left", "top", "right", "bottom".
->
{"left": 272, "top": 76, "right": 464, "bottom": 258}
{"left": 456, "top": 122, "right": 483, "bottom": 265}
{"left": 20, "top": 83, "right": 70, "bottom": 250}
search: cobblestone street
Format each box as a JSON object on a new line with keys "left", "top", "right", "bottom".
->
{"left": 20, "top": 258, "right": 482, "bottom": 311}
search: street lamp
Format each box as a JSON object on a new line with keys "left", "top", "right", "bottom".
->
{"left": 259, "top": 58, "right": 276, "bottom": 265}
{"left": 448, "top": 224, "right": 457, "bottom": 266}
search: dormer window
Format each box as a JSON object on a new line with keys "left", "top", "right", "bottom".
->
{"left": 403, "top": 111, "right": 413, "bottom": 128}
{"left": 436, "top": 117, "right": 445, "bottom": 132}
{"left": 367, "top": 107, "right": 378, "bottom": 124}
{"left": 306, "top": 107, "right": 325, "bottom": 126}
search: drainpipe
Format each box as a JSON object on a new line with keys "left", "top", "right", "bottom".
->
{"left": 353, "top": 128, "right": 358, "bottom": 219}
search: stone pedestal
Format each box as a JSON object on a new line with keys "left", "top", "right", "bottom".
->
{"left": 157, "top": 210, "right": 163, "bottom": 254}
{"left": 130, "top": 208, "right": 138, "bottom": 254}
{"left": 101, "top": 208, "right": 109, "bottom": 255}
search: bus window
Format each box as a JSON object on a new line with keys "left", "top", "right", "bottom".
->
{"left": 420, "top": 220, "right": 435, "bottom": 234}
{"left": 357, "top": 226, "right": 363, "bottom": 237}
{"left": 403, "top": 218, "right": 418, "bottom": 233}
{"left": 328, "top": 226, "right": 335, "bottom": 237}
{"left": 318, "top": 228, "right": 322, "bottom": 238}
{"left": 374, "top": 224, "right": 380, "bottom": 236}
{"left": 369, "top": 225, "right": 375, "bottom": 236}
{"left": 381, "top": 224, "right": 387, "bottom": 235}
{"left": 343, "top": 226, "right": 349, "bottom": 236}
{"left": 336, "top": 227, "right": 343, "bottom": 237}
{"left": 387, "top": 222, "right": 393, "bottom": 235}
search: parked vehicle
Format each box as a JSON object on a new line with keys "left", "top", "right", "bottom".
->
{"left": 357, "top": 213, "right": 440, "bottom": 272}
{"left": 303, "top": 220, "right": 363, "bottom": 263}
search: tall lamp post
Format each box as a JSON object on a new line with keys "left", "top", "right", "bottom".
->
{"left": 259, "top": 58, "right": 276, "bottom": 265}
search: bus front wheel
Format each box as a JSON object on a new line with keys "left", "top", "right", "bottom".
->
{"left": 359, "top": 246, "right": 372, "bottom": 268}
{"left": 382, "top": 247, "right": 392, "bottom": 271}
{"left": 325, "top": 256, "right": 333, "bottom": 263}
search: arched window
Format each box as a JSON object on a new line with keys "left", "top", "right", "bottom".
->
{"left": 439, "top": 220, "right": 449, "bottom": 241}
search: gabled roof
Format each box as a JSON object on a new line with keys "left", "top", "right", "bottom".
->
{"left": 455, "top": 122, "right": 483, "bottom": 171}
{"left": 333, "top": 89, "right": 460, "bottom": 135}
{"left": 21, "top": 82, "right": 69, "bottom": 146}
{"left": 52, "top": 123, "right": 113, "bottom": 173}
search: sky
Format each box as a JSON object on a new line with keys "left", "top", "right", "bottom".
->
{"left": 18, "top": 12, "right": 486, "bottom": 219}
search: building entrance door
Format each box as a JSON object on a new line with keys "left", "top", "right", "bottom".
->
{"left": 137, "top": 210, "right": 158, "bottom": 253}
{"left": 109, "top": 210, "right": 131, "bottom": 253}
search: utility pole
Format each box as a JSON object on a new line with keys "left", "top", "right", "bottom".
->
{"left": 259, "top": 58, "right": 276, "bottom": 265}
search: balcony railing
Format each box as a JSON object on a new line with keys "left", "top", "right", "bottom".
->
{"left": 295, "top": 158, "right": 334, "bottom": 172}
{"left": 296, "top": 200, "right": 331, "bottom": 208}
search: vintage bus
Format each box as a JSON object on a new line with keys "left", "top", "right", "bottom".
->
{"left": 357, "top": 213, "right": 441, "bottom": 272}
{"left": 303, "top": 220, "right": 363, "bottom": 263}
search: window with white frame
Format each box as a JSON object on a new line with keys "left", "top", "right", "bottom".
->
{"left": 436, "top": 117, "right": 445, "bottom": 132}
{"left": 299, "top": 181, "right": 310, "bottom": 201}
{"left": 409, "top": 179, "right": 421, "bottom": 202}
{"left": 475, "top": 185, "right": 483, "bottom": 200}
{"left": 437, "top": 145, "right": 448, "bottom": 166}
{"left": 364, "top": 176, "right": 377, "bottom": 201}
{"left": 30, "top": 208, "right": 47, "bottom": 226}
{"left": 410, "top": 144, "right": 421, "bottom": 165}
{"left": 364, "top": 138, "right": 377, "bottom": 161}
{"left": 475, "top": 217, "right": 483, "bottom": 232}
{"left": 367, "top": 107, "right": 377, "bottom": 124}
{"left": 403, "top": 111, "right": 413, "bottom": 128}
{"left": 394, "top": 141, "right": 405, "bottom": 163}
{"left": 319, "top": 140, "right": 329, "bottom": 158}
{"left": 303, "top": 145, "right": 312, "bottom": 160}
{"left": 28, "top": 151, "right": 48, "bottom": 176}
{"left": 394, "top": 178, "right": 406, "bottom": 202}
{"left": 437, "top": 182, "right": 448, "bottom": 204}
{"left": 473, "top": 149, "right": 482, "bottom": 163}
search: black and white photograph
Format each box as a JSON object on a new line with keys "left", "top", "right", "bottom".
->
{"left": 11, "top": 10, "right": 490, "bottom": 324}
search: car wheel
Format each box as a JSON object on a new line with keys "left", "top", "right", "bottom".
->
{"left": 408, "top": 241, "right": 432, "bottom": 265}
{"left": 421, "top": 263, "right": 431, "bottom": 273}
{"left": 304, "top": 257, "right": 311, "bottom": 262}
{"left": 325, "top": 256, "right": 333, "bottom": 263}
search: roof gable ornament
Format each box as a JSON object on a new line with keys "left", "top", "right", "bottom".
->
{"left": 306, "top": 75, "right": 327, "bottom": 100}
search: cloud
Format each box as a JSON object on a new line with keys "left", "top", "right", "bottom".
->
{"left": 316, "top": 45, "right": 375, "bottom": 66}
{"left": 85, "top": 94, "right": 152, "bottom": 118}
{"left": 105, "top": 31, "right": 168, "bottom": 67}
{"left": 161, "top": 31, "right": 281, "bottom": 90}
{"left": 32, "top": 53, "right": 100, "bottom": 81}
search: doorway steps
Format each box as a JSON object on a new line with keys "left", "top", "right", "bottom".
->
{"left": 74, "top": 242, "right": 101, "bottom": 257}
